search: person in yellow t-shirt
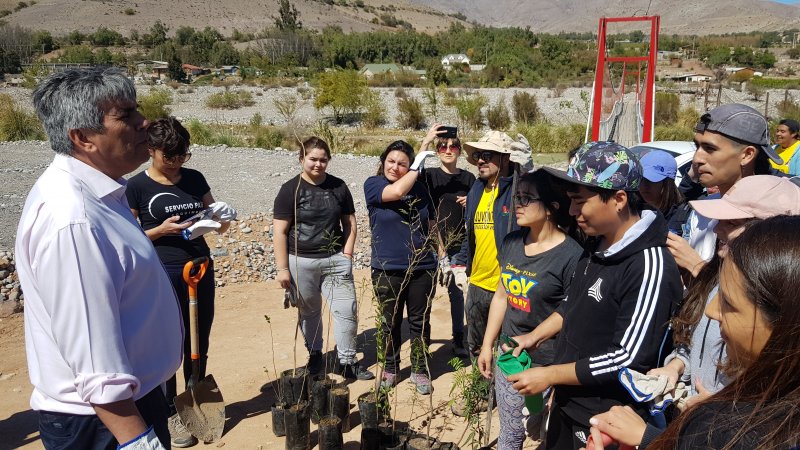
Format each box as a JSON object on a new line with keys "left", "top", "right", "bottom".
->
{"left": 449, "top": 131, "right": 522, "bottom": 358}
{"left": 772, "top": 119, "right": 800, "bottom": 175}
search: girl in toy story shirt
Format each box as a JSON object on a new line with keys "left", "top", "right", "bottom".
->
{"left": 477, "top": 170, "right": 582, "bottom": 450}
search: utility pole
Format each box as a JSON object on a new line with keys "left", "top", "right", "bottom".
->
{"left": 704, "top": 84, "right": 709, "bottom": 111}
{"left": 765, "top": 91, "right": 769, "bottom": 119}
{"left": 716, "top": 84, "right": 722, "bottom": 107}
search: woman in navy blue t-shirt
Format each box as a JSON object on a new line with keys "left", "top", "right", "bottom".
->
{"left": 364, "top": 140, "right": 437, "bottom": 395}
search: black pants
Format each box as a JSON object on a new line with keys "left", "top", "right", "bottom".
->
{"left": 163, "top": 260, "right": 215, "bottom": 413}
{"left": 545, "top": 404, "right": 596, "bottom": 450}
{"left": 38, "top": 387, "right": 171, "bottom": 450}
{"left": 371, "top": 269, "right": 435, "bottom": 373}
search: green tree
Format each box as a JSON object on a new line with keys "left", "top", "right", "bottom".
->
{"left": 141, "top": 21, "right": 168, "bottom": 48}
{"left": 274, "top": 0, "right": 302, "bottom": 31}
{"left": 210, "top": 41, "right": 240, "bottom": 66}
{"left": 31, "top": 30, "right": 54, "bottom": 53}
{"left": 314, "top": 69, "right": 367, "bottom": 123}
{"left": 91, "top": 27, "right": 125, "bottom": 46}
{"left": 175, "top": 26, "right": 196, "bottom": 46}
{"left": 65, "top": 30, "right": 86, "bottom": 46}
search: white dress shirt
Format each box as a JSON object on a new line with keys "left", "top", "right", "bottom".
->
{"left": 684, "top": 192, "right": 721, "bottom": 262}
{"left": 16, "top": 154, "right": 183, "bottom": 415}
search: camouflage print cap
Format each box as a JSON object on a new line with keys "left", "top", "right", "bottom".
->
{"left": 543, "top": 141, "right": 642, "bottom": 191}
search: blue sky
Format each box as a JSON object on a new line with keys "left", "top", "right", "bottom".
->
{"left": 773, "top": 0, "right": 800, "bottom": 3}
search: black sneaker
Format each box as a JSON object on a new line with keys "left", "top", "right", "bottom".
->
{"left": 307, "top": 350, "right": 324, "bottom": 375}
{"left": 339, "top": 360, "right": 375, "bottom": 380}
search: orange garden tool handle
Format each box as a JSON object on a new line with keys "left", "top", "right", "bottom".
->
{"left": 183, "top": 257, "right": 209, "bottom": 377}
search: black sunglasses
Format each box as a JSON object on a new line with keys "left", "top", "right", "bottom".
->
{"left": 472, "top": 150, "right": 499, "bottom": 162}
{"left": 514, "top": 194, "right": 541, "bottom": 207}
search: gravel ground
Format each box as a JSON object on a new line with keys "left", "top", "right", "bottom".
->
{"left": 0, "top": 142, "right": 385, "bottom": 252}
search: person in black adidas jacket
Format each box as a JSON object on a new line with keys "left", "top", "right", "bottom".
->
{"left": 506, "top": 142, "right": 682, "bottom": 450}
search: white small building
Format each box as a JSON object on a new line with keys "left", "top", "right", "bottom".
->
{"left": 441, "top": 54, "right": 470, "bottom": 68}
{"left": 666, "top": 73, "right": 712, "bottom": 83}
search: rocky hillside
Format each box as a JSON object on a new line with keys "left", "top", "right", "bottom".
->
{"left": 408, "top": 0, "right": 800, "bottom": 34}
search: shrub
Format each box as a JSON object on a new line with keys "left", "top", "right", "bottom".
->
{"left": 249, "top": 125, "right": 284, "bottom": 149}
{"left": 394, "top": 87, "right": 407, "bottom": 98}
{"left": 0, "top": 94, "right": 45, "bottom": 141}
{"left": 123, "top": 7, "right": 135, "bottom": 15}
{"left": 396, "top": 96, "right": 425, "bottom": 129}
{"left": 512, "top": 91, "right": 539, "bottom": 124}
{"left": 486, "top": 96, "right": 511, "bottom": 130}
{"left": 777, "top": 98, "right": 800, "bottom": 122}
{"left": 453, "top": 93, "right": 487, "bottom": 132}
{"left": 746, "top": 83, "right": 765, "bottom": 101}
{"left": 206, "top": 90, "right": 255, "bottom": 109}
{"left": 273, "top": 93, "right": 302, "bottom": 124}
{"left": 138, "top": 88, "right": 173, "bottom": 120}
{"left": 655, "top": 124, "right": 695, "bottom": 141}
{"left": 250, "top": 112, "right": 263, "bottom": 128}
{"left": 361, "top": 89, "right": 386, "bottom": 129}
{"left": 515, "top": 121, "right": 584, "bottom": 154}
{"left": 655, "top": 92, "right": 680, "bottom": 126}
{"left": 185, "top": 119, "right": 215, "bottom": 146}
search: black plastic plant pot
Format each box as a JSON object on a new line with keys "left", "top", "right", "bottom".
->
{"left": 284, "top": 401, "right": 311, "bottom": 450}
{"left": 318, "top": 416, "right": 343, "bottom": 450}
{"left": 357, "top": 391, "right": 387, "bottom": 430}
{"left": 270, "top": 402, "right": 287, "bottom": 437}
{"left": 360, "top": 428, "right": 383, "bottom": 450}
{"left": 311, "top": 375, "right": 336, "bottom": 424}
{"left": 328, "top": 384, "right": 351, "bottom": 432}
{"left": 438, "top": 443, "right": 459, "bottom": 450}
{"left": 279, "top": 367, "right": 310, "bottom": 405}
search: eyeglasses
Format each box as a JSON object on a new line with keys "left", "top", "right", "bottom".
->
{"left": 437, "top": 143, "right": 461, "bottom": 153}
{"left": 472, "top": 150, "right": 499, "bottom": 162}
{"left": 514, "top": 194, "right": 541, "bottom": 207}
{"left": 162, "top": 151, "right": 192, "bottom": 164}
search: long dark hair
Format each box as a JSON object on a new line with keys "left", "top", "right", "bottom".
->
{"left": 649, "top": 179, "right": 684, "bottom": 216}
{"left": 518, "top": 169, "right": 583, "bottom": 244}
{"left": 672, "top": 252, "right": 722, "bottom": 347}
{"left": 376, "top": 140, "right": 414, "bottom": 176}
{"left": 650, "top": 216, "right": 800, "bottom": 449}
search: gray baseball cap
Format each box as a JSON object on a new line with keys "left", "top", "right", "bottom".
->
{"left": 695, "top": 103, "right": 782, "bottom": 165}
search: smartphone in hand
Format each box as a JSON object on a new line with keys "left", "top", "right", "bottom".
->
{"left": 439, "top": 125, "right": 458, "bottom": 139}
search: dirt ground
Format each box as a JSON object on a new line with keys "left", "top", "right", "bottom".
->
{"left": 0, "top": 269, "right": 542, "bottom": 450}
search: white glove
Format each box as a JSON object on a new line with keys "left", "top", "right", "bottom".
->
{"left": 410, "top": 150, "right": 436, "bottom": 171}
{"left": 437, "top": 255, "right": 453, "bottom": 287}
{"left": 182, "top": 219, "right": 221, "bottom": 240}
{"left": 210, "top": 201, "right": 237, "bottom": 222}
{"left": 452, "top": 265, "right": 468, "bottom": 293}
{"left": 117, "top": 426, "right": 166, "bottom": 450}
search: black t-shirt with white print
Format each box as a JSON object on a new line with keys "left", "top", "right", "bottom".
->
{"left": 273, "top": 174, "right": 356, "bottom": 258}
{"left": 499, "top": 230, "right": 582, "bottom": 365}
{"left": 126, "top": 168, "right": 211, "bottom": 264}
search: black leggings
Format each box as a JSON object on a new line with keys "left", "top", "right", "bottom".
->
{"left": 371, "top": 269, "right": 435, "bottom": 374}
{"left": 163, "top": 259, "right": 215, "bottom": 413}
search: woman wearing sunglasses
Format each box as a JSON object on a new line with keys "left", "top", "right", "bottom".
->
{"left": 421, "top": 123, "right": 476, "bottom": 357}
{"left": 126, "top": 117, "right": 236, "bottom": 448}
{"left": 476, "top": 169, "right": 583, "bottom": 450}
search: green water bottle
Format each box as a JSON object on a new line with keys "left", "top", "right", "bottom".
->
{"left": 496, "top": 349, "right": 544, "bottom": 414}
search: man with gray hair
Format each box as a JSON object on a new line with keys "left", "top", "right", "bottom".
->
{"left": 16, "top": 67, "right": 182, "bottom": 449}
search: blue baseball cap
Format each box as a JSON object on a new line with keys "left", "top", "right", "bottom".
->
{"left": 640, "top": 150, "right": 677, "bottom": 182}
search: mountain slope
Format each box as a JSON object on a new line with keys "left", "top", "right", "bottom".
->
{"left": 406, "top": 0, "right": 800, "bottom": 34}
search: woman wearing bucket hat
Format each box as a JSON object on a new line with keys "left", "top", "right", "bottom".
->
{"left": 648, "top": 175, "right": 800, "bottom": 422}
{"left": 364, "top": 140, "right": 438, "bottom": 394}
{"left": 638, "top": 150, "right": 691, "bottom": 235}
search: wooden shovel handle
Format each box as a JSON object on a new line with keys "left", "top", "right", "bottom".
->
{"left": 183, "top": 257, "right": 209, "bottom": 363}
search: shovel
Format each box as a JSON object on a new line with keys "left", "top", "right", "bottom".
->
{"left": 175, "top": 256, "right": 226, "bottom": 443}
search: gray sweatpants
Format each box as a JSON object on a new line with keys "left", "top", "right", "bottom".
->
{"left": 289, "top": 252, "right": 359, "bottom": 364}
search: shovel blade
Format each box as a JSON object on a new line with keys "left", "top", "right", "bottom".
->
{"left": 174, "top": 374, "right": 226, "bottom": 443}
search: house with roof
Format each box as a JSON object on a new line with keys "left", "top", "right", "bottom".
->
{"left": 181, "top": 63, "right": 209, "bottom": 77}
{"left": 359, "top": 63, "right": 403, "bottom": 79}
{"left": 135, "top": 60, "right": 169, "bottom": 80}
{"left": 665, "top": 73, "right": 712, "bottom": 83}
{"left": 441, "top": 53, "right": 470, "bottom": 68}
{"left": 725, "top": 67, "right": 763, "bottom": 78}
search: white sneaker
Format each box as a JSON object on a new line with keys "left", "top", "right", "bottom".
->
{"left": 168, "top": 413, "right": 198, "bottom": 448}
